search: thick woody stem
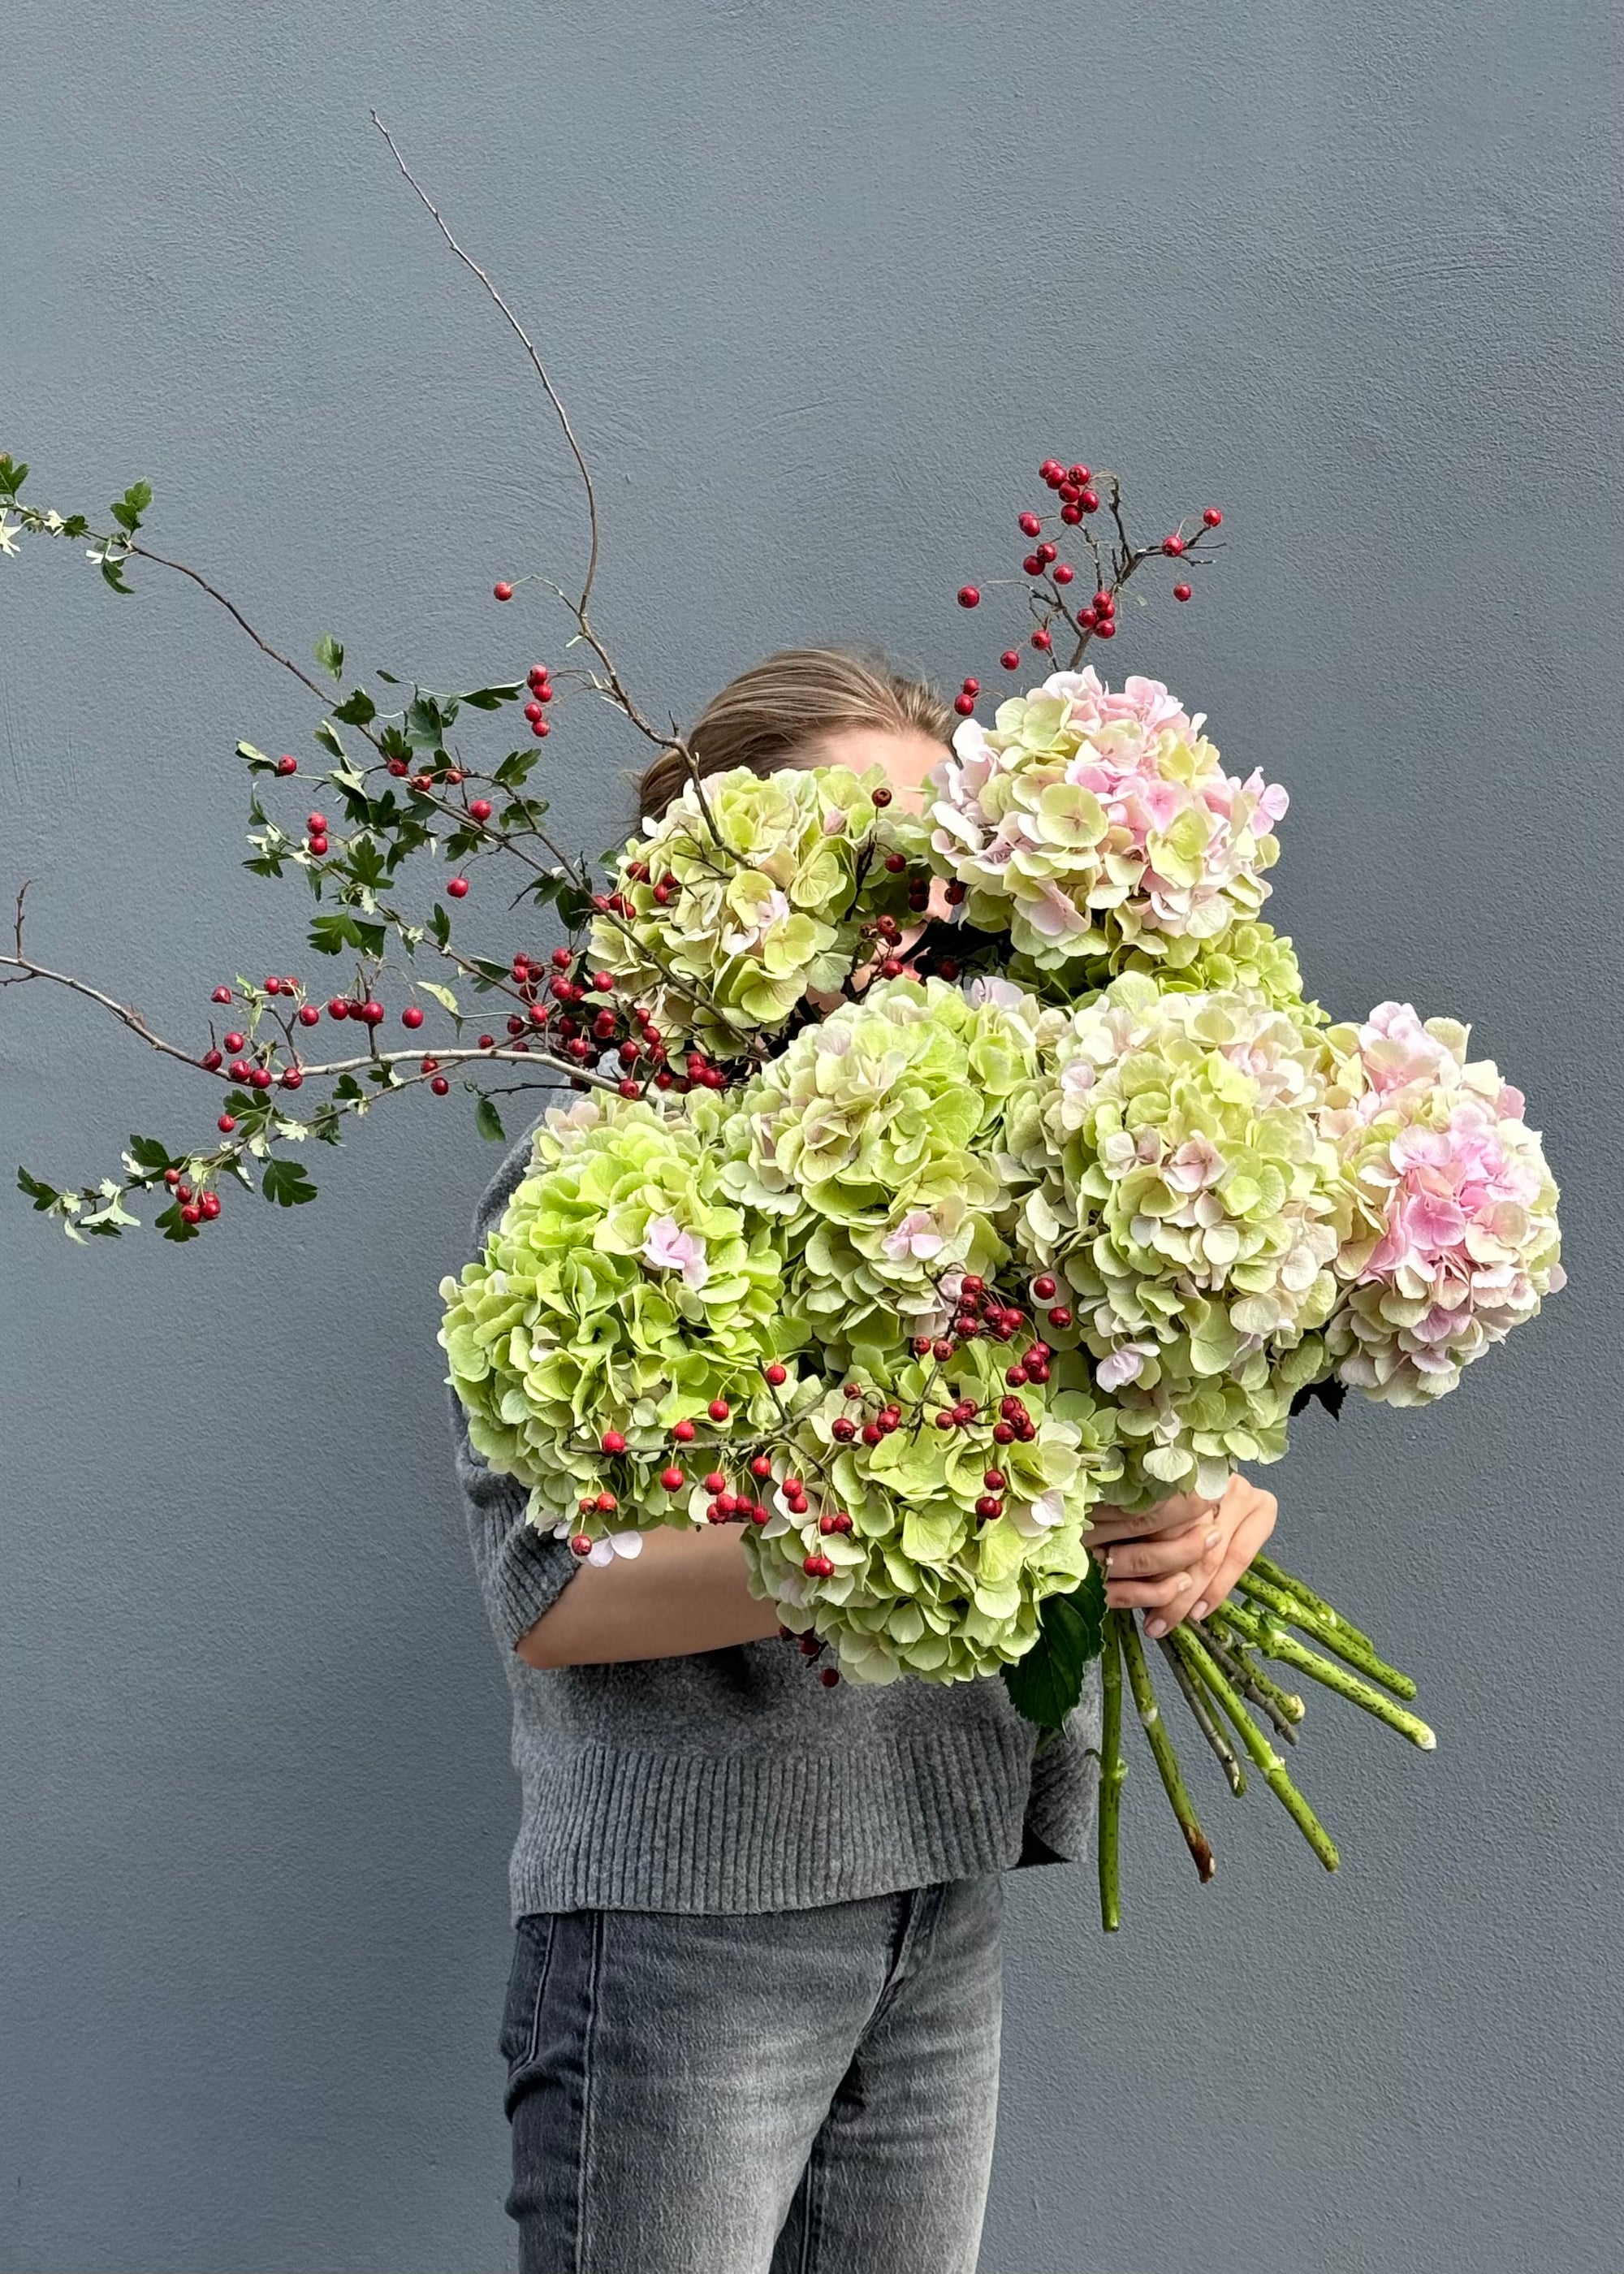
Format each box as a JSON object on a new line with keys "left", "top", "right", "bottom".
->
{"left": 1157, "top": 1632, "right": 1246, "bottom": 1793}
{"left": 1116, "top": 1611, "right": 1216, "bottom": 1883}
{"left": 1234, "top": 1568, "right": 1418, "bottom": 1700}
{"left": 1168, "top": 1623, "right": 1341, "bottom": 1872}
{"left": 1219, "top": 1601, "right": 1436, "bottom": 1751}
{"left": 1098, "top": 1612, "right": 1127, "bottom": 1932}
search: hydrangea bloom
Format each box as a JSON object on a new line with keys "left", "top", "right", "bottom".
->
{"left": 719, "top": 975, "right": 1044, "bottom": 1360}
{"left": 745, "top": 1342, "right": 1121, "bottom": 1683}
{"left": 588, "top": 764, "right": 931, "bottom": 1056}
{"left": 926, "top": 668, "right": 1287, "bottom": 973}
{"left": 1006, "top": 973, "right": 1347, "bottom": 1505}
{"left": 438, "top": 1093, "right": 812, "bottom": 1537}
{"left": 1320, "top": 1003, "right": 1564, "bottom": 1405}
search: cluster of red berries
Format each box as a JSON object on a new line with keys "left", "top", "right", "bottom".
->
{"left": 780, "top": 1627, "right": 843, "bottom": 1688}
{"left": 160, "top": 1165, "right": 222, "bottom": 1227}
{"left": 523, "top": 662, "right": 553, "bottom": 738}
{"left": 954, "top": 461, "right": 1225, "bottom": 691}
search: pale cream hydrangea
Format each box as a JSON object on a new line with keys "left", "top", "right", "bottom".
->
{"left": 744, "top": 1342, "right": 1121, "bottom": 1683}
{"left": 587, "top": 763, "right": 931, "bottom": 1056}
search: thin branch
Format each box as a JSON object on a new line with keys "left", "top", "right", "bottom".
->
{"left": 126, "top": 542, "right": 335, "bottom": 707}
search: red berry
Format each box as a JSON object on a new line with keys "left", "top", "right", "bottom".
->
{"left": 703, "top": 1470, "right": 728, "bottom": 1495}
{"left": 831, "top": 1416, "right": 856, "bottom": 1442}
{"left": 1077, "top": 488, "right": 1099, "bottom": 512}
{"left": 708, "top": 1399, "right": 731, "bottom": 1422}
{"left": 201, "top": 1048, "right": 223, "bottom": 1070}
{"left": 180, "top": 1202, "right": 202, "bottom": 1225}
{"left": 309, "top": 836, "right": 329, "bottom": 856}
{"left": 1017, "top": 511, "right": 1042, "bottom": 537}
{"left": 594, "top": 1490, "right": 617, "bottom": 1514}
{"left": 469, "top": 799, "right": 494, "bottom": 822}
{"left": 1022, "top": 552, "right": 1043, "bottom": 577}
{"left": 274, "top": 754, "right": 298, "bottom": 776}
{"left": 1053, "top": 563, "right": 1074, "bottom": 585}
{"left": 1060, "top": 504, "right": 1082, "bottom": 525}
{"left": 296, "top": 1005, "right": 320, "bottom": 1027}
{"left": 672, "top": 1418, "right": 697, "bottom": 1443}
{"left": 223, "top": 1032, "right": 245, "bottom": 1053}
{"left": 1000, "top": 648, "right": 1021, "bottom": 670}
{"left": 1031, "top": 629, "right": 1052, "bottom": 651}
{"left": 249, "top": 1067, "right": 273, "bottom": 1091}
{"left": 1032, "top": 1274, "right": 1057, "bottom": 1300}
{"left": 659, "top": 1465, "right": 685, "bottom": 1492}
{"left": 1095, "top": 620, "right": 1116, "bottom": 638}
{"left": 952, "top": 693, "right": 974, "bottom": 715}
{"left": 1162, "top": 534, "right": 1186, "bottom": 556}
{"left": 802, "top": 1554, "right": 834, "bottom": 1578}
{"left": 401, "top": 1005, "right": 425, "bottom": 1028}
{"left": 200, "top": 1192, "right": 221, "bottom": 1220}
{"left": 363, "top": 1001, "right": 385, "bottom": 1025}
{"left": 527, "top": 665, "right": 549, "bottom": 690}
{"left": 264, "top": 977, "right": 282, "bottom": 996}
{"left": 961, "top": 676, "right": 980, "bottom": 695}
{"left": 570, "top": 1534, "right": 593, "bottom": 1556}
{"left": 493, "top": 581, "right": 514, "bottom": 601}
{"left": 1047, "top": 1305, "right": 1073, "bottom": 1329}
{"left": 764, "top": 1362, "right": 788, "bottom": 1386}
{"left": 327, "top": 997, "right": 348, "bottom": 1019}
{"left": 992, "top": 1421, "right": 1015, "bottom": 1444}
{"left": 870, "top": 786, "right": 893, "bottom": 808}
{"left": 531, "top": 719, "right": 551, "bottom": 739}
{"left": 1173, "top": 582, "right": 1193, "bottom": 603}
{"left": 1203, "top": 507, "right": 1223, "bottom": 527}
{"left": 430, "top": 1075, "right": 450, "bottom": 1096}
{"left": 211, "top": 987, "right": 233, "bottom": 1005}
{"left": 975, "top": 1495, "right": 1002, "bottom": 1520}
{"left": 613, "top": 1078, "right": 636, "bottom": 1098}
{"left": 447, "top": 876, "right": 469, "bottom": 899}
{"left": 218, "top": 1113, "right": 236, "bottom": 1133}
{"left": 279, "top": 1068, "right": 303, "bottom": 1091}
{"left": 957, "top": 585, "right": 981, "bottom": 608}
{"left": 306, "top": 813, "right": 328, "bottom": 834}
{"left": 227, "top": 1060, "right": 250, "bottom": 1083}
{"left": 524, "top": 700, "right": 544, "bottom": 723}
{"left": 819, "top": 1667, "right": 840, "bottom": 1688}
{"left": 983, "top": 1469, "right": 1006, "bottom": 1490}
{"left": 1069, "top": 464, "right": 1090, "bottom": 483}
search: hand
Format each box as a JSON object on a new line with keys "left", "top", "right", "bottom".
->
{"left": 1087, "top": 1475, "right": 1279, "bottom": 1638}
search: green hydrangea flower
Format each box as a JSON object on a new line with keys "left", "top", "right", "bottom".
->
{"left": 438, "top": 1093, "right": 813, "bottom": 1537}
{"left": 587, "top": 764, "right": 932, "bottom": 1057}
{"left": 720, "top": 975, "right": 1045, "bottom": 1360}
{"left": 744, "top": 1341, "right": 1121, "bottom": 1683}
{"left": 1009, "top": 919, "right": 1320, "bottom": 1021}
{"left": 1007, "top": 972, "right": 1350, "bottom": 1507}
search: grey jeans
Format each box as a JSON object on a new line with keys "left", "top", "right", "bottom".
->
{"left": 499, "top": 1873, "right": 1004, "bottom": 2274}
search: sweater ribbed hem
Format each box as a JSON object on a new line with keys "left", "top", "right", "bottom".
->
{"left": 506, "top": 1715, "right": 1038, "bottom": 1918}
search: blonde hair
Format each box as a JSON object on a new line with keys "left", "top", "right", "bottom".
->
{"left": 636, "top": 646, "right": 952, "bottom": 822}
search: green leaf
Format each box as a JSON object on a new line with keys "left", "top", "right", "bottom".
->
{"left": 155, "top": 1200, "right": 200, "bottom": 1243}
{"left": 331, "top": 688, "right": 375, "bottom": 727}
{"left": 416, "top": 979, "right": 461, "bottom": 1017}
{"left": 375, "top": 668, "right": 400, "bottom": 685}
{"left": 475, "top": 1096, "right": 506, "bottom": 1142}
{"left": 109, "top": 499, "right": 138, "bottom": 532}
{"left": 429, "top": 902, "right": 451, "bottom": 949}
{"left": 313, "top": 720, "right": 346, "bottom": 760}
{"left": 315, "top": 632, "right": 344, "bottom": 682}
{"left": 0, "top": 456, "right": 28, "bottom": 495}
{"left": 126, "top": 480, "right": 153, "bottom": 512}
{"left": 124, "top": 1135, "right": 174, "bottom": 1174}
{"left": 307, "top": 910, "right": 369, "bottom": 956}
{"left": 17, "top": 1165, "right": 61, "bottom": 1210}
{"left": 261, "top": 1156, "right": 317, "bottom": 1208}
{"left": 404, "top": 694, "right": 451, "bottom": 750}
{"left": 237, "top": 740, "right": 270, "bottom": 767}
{"left": 457, "top": 682, "right": 522, "bottom": 711}
{"left": 99, "top": 556, "right": 132, "bottom": 594}
{"left": 1001, "top": 1563, "right": 1107, "bottom": 1730}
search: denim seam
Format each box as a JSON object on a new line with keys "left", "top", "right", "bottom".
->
{"left": 795, "top": 2134, "right": 827, "bottom": 2274}
{"left": 871, "top": 1881, "right": 942, "bottom": 2023}
{"left": 523, "top": 1913, "right": 555, "bottom": 2071}
{"left": 573, "top": 1910, "right": 604, "bottom": 2274}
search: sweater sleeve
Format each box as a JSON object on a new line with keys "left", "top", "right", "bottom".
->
{"left": 447, "top": 1115, "right": 583, "bottom": 1656}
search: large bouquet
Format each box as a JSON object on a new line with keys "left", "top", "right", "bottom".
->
{"left": 4, "top": 128, "right": 1562, "bottom": 1924}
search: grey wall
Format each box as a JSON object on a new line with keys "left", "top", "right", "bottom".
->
{"left": 3, "top": 3, "right": 1620, "bottom": 2269}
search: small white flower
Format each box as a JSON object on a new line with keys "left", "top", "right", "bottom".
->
{"left": 0, "top": 511, "right": 22, "bottom": 557}
{"left": 587, "top": 1531, "right": 646, "bottom": 1567}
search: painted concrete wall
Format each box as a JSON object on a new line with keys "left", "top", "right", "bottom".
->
{"left": 4, "top": 2, "right": 1620, "bottom": 2267}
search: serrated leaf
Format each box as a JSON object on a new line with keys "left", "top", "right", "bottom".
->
{"left": 315, "top": 632, "right": 344, "bottom": 682}
{"left": 99, "top": 557, "right": 132, "bottom": 594}
{"left": 331, "top": 688, "right": 375, "bottom": 726}
{"left": 416, "top": 980, "right": 460, "bottom": 1017}
{"left": 126, "top": 480, "right": 153, "bottom": 512}
{"left": 18, "top": 1165, "right": 61, "bottom": 1210}
{"left": 1001, "top": 1563, "right": 1107, "bottom": 1731}
{"left": 110, "top": 499, "right": 138, "bottom": 532}
{"left": 475, "top": 1096, "right": 506, "bottom": 1142}
{"left": 313, "top": 720, "right": 346, "bottom": 760}
{"left": 457, "top": 682, "right": 522, "bottom": 711}
{"left": 124, "top": 1134, "right": 174, "bottom": 1173}
{"left": 307, "top": 910, "right": 367, "bottom": 955}
{"left": 429, "top": 903, "right": 451, "bottom": 948}
{"left": 261, "top": 1156, "right": 317, "bottom": 1208}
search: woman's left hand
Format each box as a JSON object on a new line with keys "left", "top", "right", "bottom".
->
{"left": 1086, "top": 1475, "right": 1279, "bottom": 1638}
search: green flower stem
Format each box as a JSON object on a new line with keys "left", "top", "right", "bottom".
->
{"left": 1234, "top": 1569, "right": 1419, "bottom": 1701}
{"left": 1249, "top": 1552, "right": 1375, "bottom": 1649}
{"left": 1168, "top": 1623, "right": 1341, "bottom": 1873}
{"left": 1220, "top": 1601, "right": 1437, "bottom": 1752}
{"left": 1194, "top": 1618, "right": 1302, "bottom": 1744}
{"left": 1098, "top": 1614, "right": 1127, "bottom": 1933}
{"left": 1116, "top": 1612, "right": 1216, "bottom": 1883}
{"left": 1156, "top": 1633, "right": 1246, "bottom": 1794}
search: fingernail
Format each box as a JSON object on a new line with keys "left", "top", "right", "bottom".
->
{"left": 1205, "top": 1528, "right": 1221, "bottom": 1548}
{"left": 1192, "top": 1600, "right": 1209, "bottom": 1619}
{"left": 1146, "top": 1616, "right": 1168, "bottom": 1638}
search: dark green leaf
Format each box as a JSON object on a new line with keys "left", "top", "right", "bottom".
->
{"left": 155, "top": 1200, "right": 200, "bottom": 1243}
{"left": 404, "top": 694, "right": 450, "bottom": 751}
{"left": 307, "top": 910, "right": 368, "bottom": 956}
{"left": 1001, "top": 1563, "right": 1107, "bottom": 1730}
{"left": 475, "top": 1096, "right": 506, "bottom": 1142}
{"left": 331, "top": 688, "right": 375, "bottom": 726}
{"left": 17, "top": 1165, "right": 61, "bottom": 1210}
{"left": 429, "top": 902, "right": 451, "bottom": 949}
{"left": 261, "top": 1156, "right": 317, "bottom": 1208}
{"left": 99, "top": 557, "right": 132, "bottom": 594}
{"left": 313, "top": 720, "right": 346, "bottom": 760}
{"left": 0, "top": 456, "right": 28, "bottom": 495}
{"left": 457, "top": 682, "right": 522, "bottom": 711}
{"left": 375, "top": 668, "right": 400, "bottom": 685}
{"left": 315, "top": 632, "right": 344, "bottom": 682}
{"left": 125, "top": 480, "right": 153, "bottom": 512}
{"left": 110, "top": 499, "right": 138, "bottom": 532}
{"left": 378, "top": 724, "right": 412, "bottom": 763}
{"left": 125, "top": 1135, "right": 174, "bottom": 1173}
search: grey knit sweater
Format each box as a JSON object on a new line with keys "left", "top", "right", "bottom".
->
{"left": 451, "top": 1118, "right": 1104, "bottom": 1919}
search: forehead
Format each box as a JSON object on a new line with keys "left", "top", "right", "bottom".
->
{"left": 810, "top": 723, "right": 947, "bottom": 796}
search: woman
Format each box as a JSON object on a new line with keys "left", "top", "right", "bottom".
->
{"left": 452, "top": 646, "right": 1279, "bottom": 2274}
